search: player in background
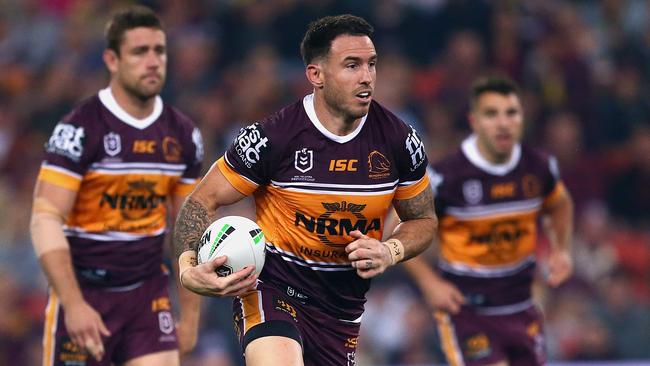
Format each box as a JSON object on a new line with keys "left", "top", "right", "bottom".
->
{"left": 400, "top": 76, "right": 574, "bottom": 366}
{"left": 174, "top": 14, "right": 437, "bottom": 366}
{"left": 30, "top": 6, "right": 203, "bottom": 366}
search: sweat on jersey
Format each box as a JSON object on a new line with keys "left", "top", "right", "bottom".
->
{"left": 217, "top": 94, "right": 430, "bottom": 320}
{"left": 37, "top": 88, "right": 204, "bottom": 287}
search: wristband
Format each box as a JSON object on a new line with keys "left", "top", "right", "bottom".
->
{"left": 178, "top": 250, "right": 197, "bottom": 286}
{"left": 383, "top": 238, "right": 404, "bottom": 265}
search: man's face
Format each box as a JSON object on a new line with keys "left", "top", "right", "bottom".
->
{"left": 320, "top": 34, "right": 376, "bottom": 121}
{"left": 109, "top": 27, "right": 166, "bottom": 101}
{"left": 469, "top": 92, "right": 523, "bottom": 162}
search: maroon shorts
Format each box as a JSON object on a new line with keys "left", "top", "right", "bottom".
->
{"left": 42, "top": 271, "right": 177, "bottom": 366}
{"left": 435, "top": 304, "right": 546, "bottom": 366}
{"left": 233, "top": 281, "right": 360, "bottom": 366}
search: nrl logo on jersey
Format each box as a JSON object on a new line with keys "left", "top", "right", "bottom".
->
{"left": 463, "top": 179, "right": 483, "bottom": 204}
{"left": 295, "top": 148, "right": 313, "bottom": 173}
{"left": 103, "top": 132, "right": 121, "bottom": 156}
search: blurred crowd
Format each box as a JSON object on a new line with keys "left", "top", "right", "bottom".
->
{"left": 1, "top": 0, "right": 649, "bottom": 365}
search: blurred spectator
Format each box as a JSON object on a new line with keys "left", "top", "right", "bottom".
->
{"left": 595, "top": 268, "right": 650, "bottom": 359}
{"left": 592, "top": 63, "right": 650, "bottom": 150}
{"left": 571, "top": 203, "right": 618, "bottom": 285}
{"left": 542, "top": 111, "right": 605, "bottom": 215}
{"left": 605, "top": 124, "right": 650, "bottom": 226}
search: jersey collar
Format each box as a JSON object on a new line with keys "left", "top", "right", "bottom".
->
{"left": 98, "top": 87, "right": 163, "bottom": 130}
{"left": 461, "top": 134, "right": 521, "bottom": 176}
{"left": 302, "top": 93, "right": 367, "bottom": 144}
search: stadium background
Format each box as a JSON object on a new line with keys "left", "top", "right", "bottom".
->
{"left": 0, "top": 0, "right": 648, "bottom": 365}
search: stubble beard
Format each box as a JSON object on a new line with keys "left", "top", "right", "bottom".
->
{"left": 323, "top": 88, "right": 366, "bottom": 125}
{"left": 122, "top": 75, "right": 164, "bottom": 103}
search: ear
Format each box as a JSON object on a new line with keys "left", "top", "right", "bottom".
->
{"left": 467, "top": 111, "right": 477, "bottom": 130}
{"left": 305, "top": 63, "right": 324, "bottom": 89}
{"left": 103, "top": 49, "right": 119, "bottom": 74}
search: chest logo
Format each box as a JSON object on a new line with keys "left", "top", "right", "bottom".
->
{"left": 368, "top": 150, "right": 390, "bottom": 179}
{"left": 133, "top": 140, "right": 156, "bottom": 154}
{"left": 163, "top": 136, "right": 182, "bottom": 162}
{"left": 522, "top": 174, "right": 542, "bottom": 198}
{"left": 463, "top": 179, "right": 483, "bottom": 204}
{"left": 294, "top": 201, "right": 381, "bottom": 248}
{"left": 295, "top": 148, "right": 313, "bottom": 173}
{"left": 103, "top": 132, "right": 121, "bottom": 157}
{"left": 329, "top": 159, "right": 358, "bottom": 172}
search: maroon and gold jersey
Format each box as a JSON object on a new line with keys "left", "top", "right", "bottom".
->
{"left": 38, "top": 88, "right": 204, "bottom": 287}
{"left": 218, "top": 94, "right": 430, "bottom": 319}
{"left": 431, "top": 135, "right": 566, "bottom": 313}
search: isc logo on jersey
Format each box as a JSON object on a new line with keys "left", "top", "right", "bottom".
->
{"left": 234, "top": 123, "right": 269, "bottom": 168}
{"left": 46, "top": 122, "right": 85, "bottom": 161}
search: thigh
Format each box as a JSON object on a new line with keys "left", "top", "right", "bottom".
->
{"left": 113, "top": 273, "right": 178, "bottom": 364}
{"left": 435, "top": 309, "right": 507, "bottom": 366}
{"left": 245, "top": 336, "right": 303, "bottom": 366}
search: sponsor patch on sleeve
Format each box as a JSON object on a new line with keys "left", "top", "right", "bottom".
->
{"left": 233, "top": 123, "right": 269, "bottom": 168}
{"left": 46, "top": 122, "right": 85, "bottom": 161}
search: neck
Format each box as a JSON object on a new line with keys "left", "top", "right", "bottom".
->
{"left": 313, "top": 91, "right": 361, "bottom": 136}
{"left": 109, "top": 82, "right": 156, "bottom": 119}
{"left": 476, "top": 138, "right": 511, "bottom": 164}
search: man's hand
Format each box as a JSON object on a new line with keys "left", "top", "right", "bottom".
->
{"left": 546, "top": 248, "right": 573, "bottom": 287}
{"left": 421, "top": 277, "right": 465, "bottom": 314}
{"left": 346, "top": 230, "right": 393, "bottom": 279}
{"left": 180, "top": 256, "right": 258, "bottom": 297}
{"left": 63, "top": 300, "right": 111, "bottom": 361}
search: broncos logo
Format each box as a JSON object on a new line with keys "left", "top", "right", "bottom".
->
{"left": 368, "top": 150, "right": 390, "bottom": 174}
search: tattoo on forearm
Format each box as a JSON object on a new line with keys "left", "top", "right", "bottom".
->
{"left": 173, "top": 197, "right": 212, "bottom": 258}
{"left": 394, "top": 187, "right": 435, "bottom": 221}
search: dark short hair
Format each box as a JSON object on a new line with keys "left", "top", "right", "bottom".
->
{"left": 105, "top": 5, "right": 163, "bottom": 55}
{"left": 300, "top": 14, "right": 374, "bottom": 65}
{"left": 470, "top": 76, "right": 520, "bottom": 109}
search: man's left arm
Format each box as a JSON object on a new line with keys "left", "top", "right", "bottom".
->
{"left": 169, "top": 193, "right": 201, "bottom": 357}
{"left": 388, "top": 186, "right": 437, "bottom": 260}
{"left": 543, "top": 187, "right": 574, "bottom": 287}
{"left": 347, "top": 187, "right": 437, "bottom": 278}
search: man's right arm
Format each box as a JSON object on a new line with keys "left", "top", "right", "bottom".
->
{"left": 30, "top": 180, "right": 110, "bottom": 360}
{"left": 173, "top": 164, "right": 258, "bottom": 297}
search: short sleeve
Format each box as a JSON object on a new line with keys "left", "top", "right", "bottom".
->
{"left": 394, "top": 125, "right": 430, "bottom": 200}
{"left": 38, "top": 118, "right": 94, "bottom": 191}
{"left": 218, "top": 122, "right": 274, "bottom": 196}
{"left": 542, "top": 155, "right": 565, "bottom": 207}
{"left": 172, "top": 126, "right": 205, "bottom": 196}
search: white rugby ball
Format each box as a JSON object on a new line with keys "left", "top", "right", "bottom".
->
{"left": 197, "top": 216, "right": 266, "bottom": 277}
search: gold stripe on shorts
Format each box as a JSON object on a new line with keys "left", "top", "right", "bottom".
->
{"left": 241, "top": 290, "right": 263, "bottom": 333}
{"left": 435, "top": 310, "right": 465, "bottom": 366}
{"left": 42, "top": 289, "right": 60, "bottom": 366}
